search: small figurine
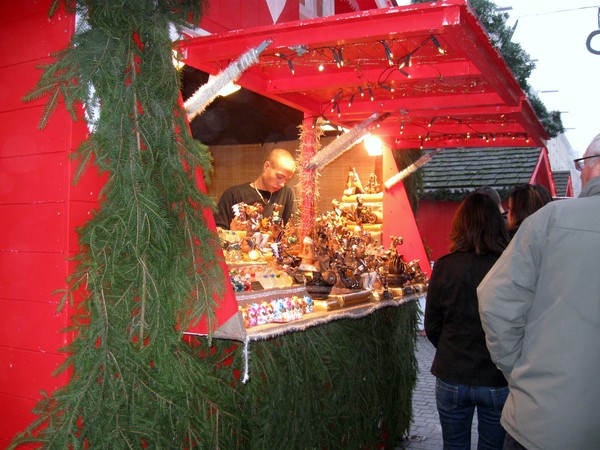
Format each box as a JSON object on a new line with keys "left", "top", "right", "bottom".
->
{"left": 343, "top": 166, "right": 365, "bottom": 196}
{"left": 298, "top": 236, "right": 318, "bottom": 272}
{"left": 365, "top": 173, "right": 381, "bottom": 194}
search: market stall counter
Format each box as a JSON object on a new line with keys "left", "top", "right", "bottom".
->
{"left": 184, "top": 166, "right": 428, "bottom": 448}
{"left": 187, "top": 289, "right": 421, "bottom": 449}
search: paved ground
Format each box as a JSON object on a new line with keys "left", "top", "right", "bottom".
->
{"left": 401, "top": 335, "right": 479, "bottom": 449}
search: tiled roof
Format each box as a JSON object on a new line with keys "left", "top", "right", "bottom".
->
{"left": 420, "top": 147, "right": 542, "bottom": 199}
{"left": 552, "top": 170, "right": 571, "bottom": 197}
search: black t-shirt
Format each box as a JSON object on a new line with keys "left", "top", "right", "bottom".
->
{"left": 215, "top": 182, "right": 295, "bottom": 229}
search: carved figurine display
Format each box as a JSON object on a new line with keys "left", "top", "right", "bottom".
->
{"left": 219, "top": 174, "right": 427, "bottom": 298}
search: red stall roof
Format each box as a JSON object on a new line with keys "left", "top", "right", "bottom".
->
{"left": 182, "top": 0, "right": 547, "bottom": 150}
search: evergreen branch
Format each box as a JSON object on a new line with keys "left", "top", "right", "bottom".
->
{"left": 39, "top": 87, "right": 62, "bottom": 129}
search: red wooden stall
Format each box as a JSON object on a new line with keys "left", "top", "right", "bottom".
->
{"left": 0, "top": 0, "right": 549, "bottom": 445}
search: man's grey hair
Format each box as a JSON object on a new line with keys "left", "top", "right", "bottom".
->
{"left": 587, "top": 133, "right": 600, "bottom": 156}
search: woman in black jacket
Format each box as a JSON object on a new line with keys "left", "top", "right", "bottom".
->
{"left": 425, "top": 192, "right": 509, "bottom": 450}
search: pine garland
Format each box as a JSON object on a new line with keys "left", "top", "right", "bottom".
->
{"left": 11, "top": 1, "right": 239, "bottom": 448}
{"left": 193, "top": 302, "right": 420, "bottom": 449}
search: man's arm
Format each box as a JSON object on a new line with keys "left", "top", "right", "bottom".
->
{"left": 477, "top": 220, "right": 542, "bottom": 377}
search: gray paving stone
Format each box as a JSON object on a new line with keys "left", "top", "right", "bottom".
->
{"left": 400, "top": 336, "right": 479, "bottom": 450}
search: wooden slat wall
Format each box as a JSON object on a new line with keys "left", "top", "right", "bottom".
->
{"left": 0, "top": 1, "right": 103, "bottom": 446}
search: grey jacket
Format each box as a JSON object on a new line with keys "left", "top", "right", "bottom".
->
{"left": 477, "top": 176, "right": 600, "bottom": 450}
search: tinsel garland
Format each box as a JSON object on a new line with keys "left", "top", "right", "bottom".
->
{"left": 305, "top": 112, "right": 385, "bottom": 170}
{"left": 11, "top": 1, "right": 240, "bottom": 448}
{"left": 184, "top": 39, "right": 271, "bottom": 120}
{"left": 297, "top": 117, "right": 323, "bottom": 240}
{"left": 384, "top": 148, "right": 444, "bottom": 190}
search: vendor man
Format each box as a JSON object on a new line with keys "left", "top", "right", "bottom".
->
{"left": 215, "top": 148, "right": 296, "bottom": 229}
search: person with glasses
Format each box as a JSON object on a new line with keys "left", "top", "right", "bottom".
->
{"left": 477, "top": 134, "right": 600, "bottom": 450}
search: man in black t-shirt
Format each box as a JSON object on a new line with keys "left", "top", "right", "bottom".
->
{"left": 215, "top": 148, "right": 296, "bottom": 229}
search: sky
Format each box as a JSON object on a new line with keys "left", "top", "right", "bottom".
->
{"left": 492, "top": 0, "right": 600, "bottom": 157}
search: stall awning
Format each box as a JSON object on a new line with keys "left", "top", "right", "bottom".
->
{"left": 182, "top": 0, "right": 547, "bottom": 150}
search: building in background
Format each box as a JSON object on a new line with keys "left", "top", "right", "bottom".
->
{"left": 417, "top": 146, "right": 557, "bottom": 261}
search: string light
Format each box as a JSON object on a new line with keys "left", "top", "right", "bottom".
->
{"left": 379, "top": 40, "right": 394, "bottom": 66}
{"left": 331, "top": 89, "right": 343, "bottom": 103}
{"left": 274, "top": 52, "right": 295, "bottom": 74}
{"left": 431, "top": 35, "right": 445, "bottom": 54}
{"left": 398, "top": 53, "right": 411, "bottom": 69}
{"left": 259, "top": 36, "right": 535, "bottom": 148}
{"left": 331, "top": 48, "right": 341, "bottom": 68}
{"left": 337, "top": 48, "right": 344, "bottom": 67}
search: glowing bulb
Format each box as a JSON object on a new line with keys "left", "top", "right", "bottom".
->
{"left": 364, "top": 135, "right": 383, "bottom": 156}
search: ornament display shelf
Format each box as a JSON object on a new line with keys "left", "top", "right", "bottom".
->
{"left": 238, "top": 286, "right": 424, "bottom": 341}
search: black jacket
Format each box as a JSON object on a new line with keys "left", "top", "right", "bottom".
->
{"left": 425, "top": 250, "right": 507, "bottom": 387}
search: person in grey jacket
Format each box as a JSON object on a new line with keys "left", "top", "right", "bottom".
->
{"left": 477, "top": 133, "right": 600, "bottom": 450}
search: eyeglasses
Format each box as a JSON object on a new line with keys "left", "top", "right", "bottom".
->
{"left": 573, "top": 155, "right": 600, "bottom": 171}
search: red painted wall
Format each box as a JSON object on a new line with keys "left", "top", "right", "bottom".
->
{"left": 200, "top": 0, "right": 299, "bottom": 33}
{"left": 0, "top": 1, "right": 103, "bottom": 446}
{"left": 381, "top": 147, "right": 431, "bottom": 276}
{"left": 416, "top": 200, "right": 462, "bottom": 263}
{"left": 198, "top": 0, "right": 380, "bottom": 33}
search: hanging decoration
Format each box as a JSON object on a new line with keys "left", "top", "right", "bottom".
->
{"left": 384, "top": 148, "right": 444, "bottom": 190}
{"left": 184, "top": 39, "right": 272, "bottom": 120}
{"left": 305, "top": 112, "right": 387, "bottom": 170}
{"left": 266, "top": 0, "right": 287, "bottom": 23}
{"left": 297, "top": 116, "right": 323, "bottom": 241}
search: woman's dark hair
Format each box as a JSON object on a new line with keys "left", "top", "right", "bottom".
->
{"left": 450, "top": 192, "right": 509, "bottom": 255}
{"left": 533, "top": 184, "right": 553, "bottom": 204}
{"left": 508, "top": 184, "right": 549, "bottom": 231}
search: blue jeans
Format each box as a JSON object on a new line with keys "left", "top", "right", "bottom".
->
{"left": 436, "top": 378, "right": 509, "bottom": 450}
{"left": 503, "top": 433, "right": 528, "bottom": 450}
